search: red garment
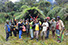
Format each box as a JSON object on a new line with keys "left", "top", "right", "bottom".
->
{"left": 56, "top": 22, "right": 59, "bottom": 29}
{"left": 30, "top": 16, "right": 38, "bottom": 20}
{"left": 22, "top": 25, "right": 26, "bottom": 32}
{"left": 35, "top": 16, "right": 38, "bottom": 20}
{"left": 47, "top": 17, "right": 50, "bottom": 20}
{"left": 30, "top": 16, "right": 33, "bottom": 20}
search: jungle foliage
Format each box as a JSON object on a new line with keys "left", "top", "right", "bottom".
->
{"left": 0, "top": 0, "right": 68, "bottom": 24}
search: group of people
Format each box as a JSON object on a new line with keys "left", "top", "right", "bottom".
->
{"left": 4, "top": 15, "right": 65, "bottom": 43}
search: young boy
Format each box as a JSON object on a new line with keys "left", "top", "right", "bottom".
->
{"left": 41, "top": 19, "right": 49, "bottom": 40}
{"left": 4, "top": 20, "right": 10, "bottom": 41}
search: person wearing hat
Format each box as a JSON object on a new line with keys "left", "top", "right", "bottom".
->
{"left": 4, "top": 20, "right": 10, "bottom": 41}
{"left": 29, "top": 18, "right": 34, "bottom": 40}
{"left": 56, "top": 16, "right": 65, "bottom": 43}
{"left": 41, "top": 19, "right": 49, "bottom": 40}
{"left": 45, "top": 17, "right": 51, "bottom": 39}
{"left": 50, "top": 18, "right": 56, "bottom": 38}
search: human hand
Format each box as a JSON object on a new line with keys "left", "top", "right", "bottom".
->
{"left": 63, "top": 27, "right": 65, "bottom": 30}
{"left": 29, "top": 14, "right": 31, "bottom": 16}
{"left": 38, "top": 14, "right": 39, "bottom": 16}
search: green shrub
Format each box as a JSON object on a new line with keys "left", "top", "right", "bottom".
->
{"left": 47, "top": 6, "right": 62, "bottom": 19}
{"left": 0, "top": 12, "right": 12, "bottom": 23}
{"left": 15, "top": 7, "right": 45, "bottom": 20}
{"left": 14, "top": 12, "right": 21, "bottom": 17}
{"left": 39, "top": 1, "right": 51, "bottom": 7}
{"left": 19, "top": 5, "right": 29, "bottom": 12}
{"left": 57, "top": 7, "right": 68, "bottom": 20}
{"left": 0, "top": 19, "right": 4, "bottom": 24}
{"left": 43, "top": 7, "right": 50, "bottom": 16}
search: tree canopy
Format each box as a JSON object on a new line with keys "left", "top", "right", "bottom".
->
{"left": 15, "top": 7, "right": 45, "bottom": 20}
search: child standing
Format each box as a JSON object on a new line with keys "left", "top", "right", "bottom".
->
{"left": 41, "top": 19, "right": 49, "bottom": 40}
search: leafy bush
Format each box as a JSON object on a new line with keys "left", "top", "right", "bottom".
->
{"left": 57, "top": 8, "right": 68, "bottom": 20}
{"left": 0, "top": 13, "right": 7, "bottom": 23}
{"left": 65, "top": 21, "right": 68, "bottom": 30}
{"left": 15, "top": 7, "right": 45, "bottom": 20}
{"left": 39, "top": 1, "right": 51, "bottom": 7}
{"left": 33, "top": 3, "right": 39, "bottom": 7}
{"left": 14, "top": 12, "right": 21, "bottom": 17}
{"left": 7, "top": 11, "right": 16, "bottom": 16}
{"left": 0, "top": 12, "right": 13, "bottom": 23}
{"left": 47, "top": 6, "right": 62, "bottom": 19}
{"left": 19, "top": 5, "right": 29, "bottom": 12}
{"left": 43, "top": 7, "right": 50, "bottom": 16}
{"left": 0, "top": 19, "right": 4, "bottom": 24}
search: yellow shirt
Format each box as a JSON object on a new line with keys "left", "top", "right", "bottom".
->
{"left": 35, "top": 24, "right": 39, "bottom": 31}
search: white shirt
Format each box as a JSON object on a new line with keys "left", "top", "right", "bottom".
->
{"left": 42, "top": 22, "right": 49, "bottom": 31}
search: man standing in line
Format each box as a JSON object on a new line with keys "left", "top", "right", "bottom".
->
{"left": 18, "top": 19, "right": 23, "bottom": 39}
{"left": 45, "top": 17, "right": 51, "bottom": 39}
{"left": 50, "top": 18, "right": 56, "bottom": 38}
{"left": 41, "top": 19, "right": 49, "bottom": 40}
{"left": 29, "top": 18, "right": 34, "bottom": 40}
{"left": 26, "top": 19, "right": 30, "bottom": 37}
{"left": 56, "top": 16, "right": 65, "bottom": 43}
{"left": 4, "top": 20, "right": 10, "bottom": 41}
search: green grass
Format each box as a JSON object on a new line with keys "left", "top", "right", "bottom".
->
{"left": 0, "top": 24, "right": 68, "bottom": 45}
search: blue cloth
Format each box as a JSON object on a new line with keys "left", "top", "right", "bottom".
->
{"left": 30, "top": 29, "right": 33, "bottom": 38}
{"left": 30, "top": 18, "right": 32, "bottom": 20}
{"left": 19, "top": 30, "right": 22, "bottom": 39}
{"left": 7, "top": 24, "right": 10, "bottom": 32}
{"left": 6, "top": 32, "right": 9, "bottom": 41}
{"left": 46, "top": 30, "right": 49, "bottom": 38}
{"left": 56, "top": 29, "right": 60, "bottom": 36}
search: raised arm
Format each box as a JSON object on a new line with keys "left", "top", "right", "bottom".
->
{"left": 35, "top": 14, "right": 39, "bottom": 20}
{"left": 29, "top": 14, "right": 33, "bottom": 20}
